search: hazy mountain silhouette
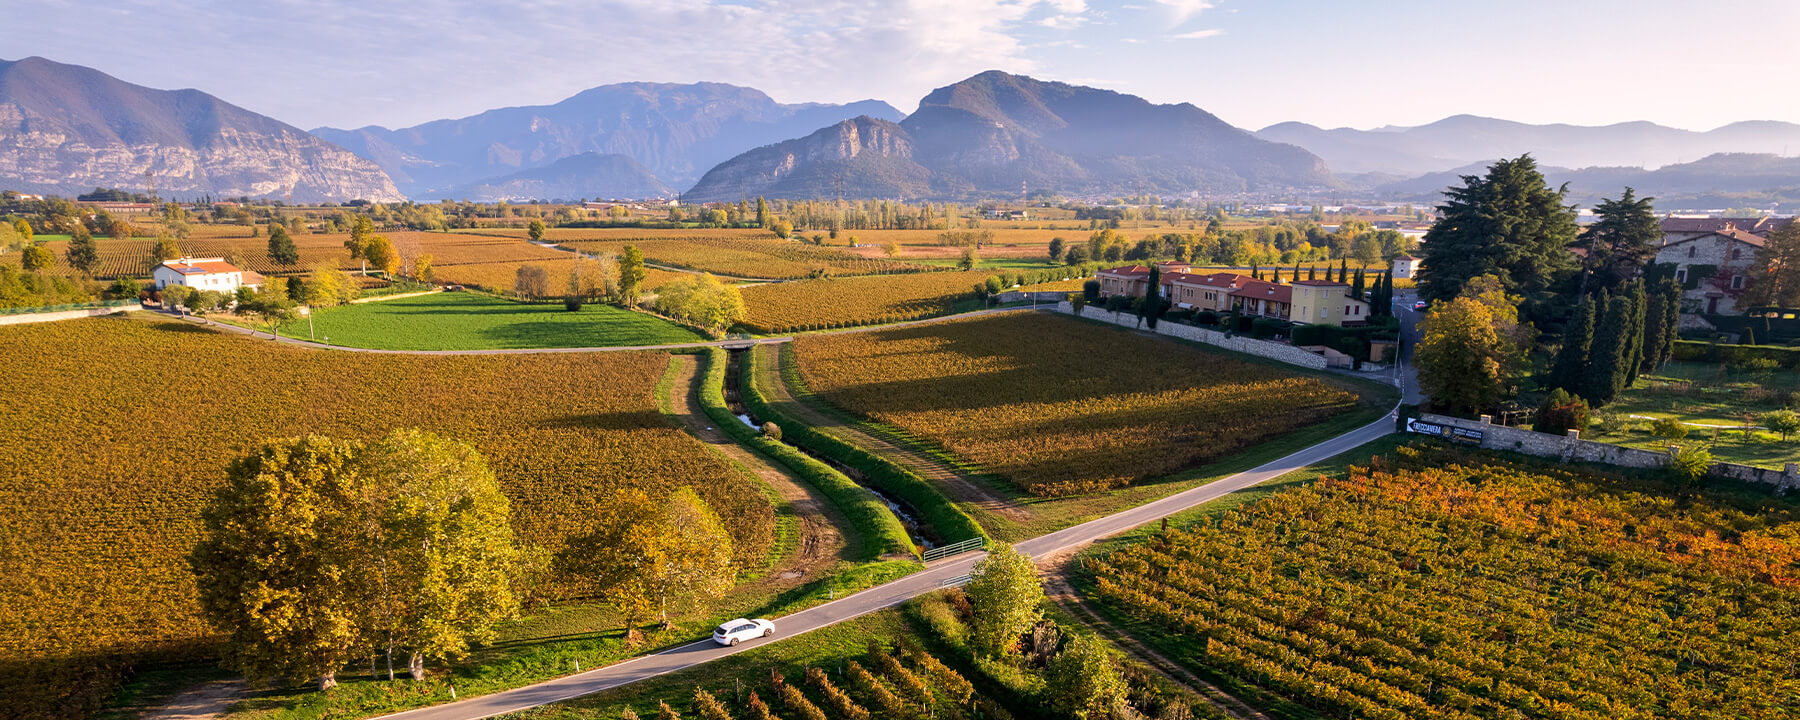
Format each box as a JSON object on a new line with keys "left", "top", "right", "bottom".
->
{"left": 438, "top": 152, "right": 673, "bottom": 202}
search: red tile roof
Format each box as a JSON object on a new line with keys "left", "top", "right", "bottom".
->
{"left": 1098, "top": 265, "right": 1153, "bottom": 276}
{"left": 1169, "top": 272, "right": 1292, "bottom": 303}
{"left": 1661, "top": 217, "right": 1795, "bottom": 237}
{"left": 1291, "top": 279, "right": 1349, "bottom": 287}
{"left": 157, "top": 257, "right": 243, "bottom": 276}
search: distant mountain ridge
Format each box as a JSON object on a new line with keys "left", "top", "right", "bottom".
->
{"left": 1259, "top": 115, "right": 1800, "bottom": 177}
{"left": 0, "top": 56, "right": 402, "bottom": 202}
{"left": 687, "top": 70, "right": 1334, "bottom": 201}
{"left": 439, "top": 152, "right": 672, "bottom": 202}
{"left": 312, "top": 83, "right": 903, "bottom": 199}
{"left": 1372, "top": 152, "right": 1800, "bottom": 209}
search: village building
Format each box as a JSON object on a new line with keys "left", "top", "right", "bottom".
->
{"left": 152, "top": 257, "right": 262, "bottom": 293}
{"left": 1655, "top": 217, "right": 1794, "bottom": 316}
{"left": 1289, "top": 279, "right": 1370, "bottom": 326}
{"left": 1391, "top": 255, "right": 1420, "bottom": 280}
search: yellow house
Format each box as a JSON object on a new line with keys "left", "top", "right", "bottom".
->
{"left": 1289, "top": 280, "right": 1370, "bottom": 326}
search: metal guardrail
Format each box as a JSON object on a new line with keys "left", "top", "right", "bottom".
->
{"left": 922, "top": 536, "right": 985, "bottom": 563}
{"left": 937, "top": 574, "right": 972, "bottom": 589}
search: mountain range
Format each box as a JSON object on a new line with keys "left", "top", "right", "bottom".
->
{"left": 686, "top": 71, "right": 1334, "bottom": 201}
{"left": 1258, "top": 115, "right": 1800, "bottom": 178}
{"left": 0, "top": 56, "right": 403, "bottom": 202}
{"left": 4, "top": 55, "right": 1800, "bottom": 207}
{"left": 311, "top": 83, "right": 902, "bottom": 199}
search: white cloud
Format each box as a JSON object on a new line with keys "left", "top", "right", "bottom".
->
{"left": 1155, "top": 0, "right": 1215, "bottom": 24}
{"left": 5, "top": 0, "right": 1088, "bottom": 128}
{"left": 1169, "top": 28, "right": 1224, "bottom": 39}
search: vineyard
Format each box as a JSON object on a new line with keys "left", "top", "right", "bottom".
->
{"left": 432, "top": 259, "right": 688, "bottom": 293}
{"left": 737, "top": 271, "right": 993, "bottom": 333}
{"left": 0, "top": 231, "right": 564, "bottom": 278}
{"left": 793, "top": 312, "right": 1361, "bottom": 495}
{"left": 553, "top": 235, "right": 930, "bottom": 279}
{"left": 0, "top": 315, "right": 770, "bottom": 717}
{"left": 1083, "top": 443, "right": 1800, "bottom": 720}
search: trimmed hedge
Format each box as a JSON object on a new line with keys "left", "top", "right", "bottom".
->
{"left": 742, "top": 346, "right": 990, "bottom": 546}
{"left": 1672, "top": 339, "right": 1800, "bottom": 368}
{"left": 697, "top": 348, "right": 914, "bottom": 559}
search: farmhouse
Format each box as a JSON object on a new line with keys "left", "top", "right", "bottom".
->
{"left": 1096, "top": 262, "right": 1191, "bottom": 297}
{"left": 152, "top": 257, "right": 262, "bottom": 293}
{"left": 1654, "top": 217, "right": 1789, "bottom": 316}
{"left": 1167, "top": 272, "right": 1292, "bottom": 319}
{"left": 1391, "top": 255, "right": 1419, "bottom": 279}
{"left": 1289, "top": 279, "right": 1369, "bottom": 326}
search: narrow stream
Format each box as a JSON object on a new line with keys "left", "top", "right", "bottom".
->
{"left": 723, "top": 348, "right": 937, "bottom": 550}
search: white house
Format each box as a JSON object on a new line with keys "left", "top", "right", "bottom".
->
{"left": 1391, "top": 255, "right": 1420, "bottom": 280}
{"left": 153, "top": 257, "right": 262, "bottom": 293}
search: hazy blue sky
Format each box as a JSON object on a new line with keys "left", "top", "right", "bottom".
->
{"left": 12, "top": 0, "right": 1798, "bottom": 131}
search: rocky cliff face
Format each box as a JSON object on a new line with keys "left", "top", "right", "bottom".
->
{"left": 685, "top": 117, "right": 932, "bottom": 201}
{"left": 0, "top": 56, "right": 403, "bottom": 202}
{"left": 689, "top": 70, "right": 1335, "bottom": 201}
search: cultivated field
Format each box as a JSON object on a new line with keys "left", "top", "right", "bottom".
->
{"left": 431, "top": 259, "right": 688, "bottom": 294}
{"left": 1084, "top": 443, "right": 1800, "bottom": 720}
{"left": 552, "top": 234, "right": 928, "bottom": 279}
{"left": 0, "top": 315, "right": 769, "bottom": 716}
{"left": 0, "top": 231, "right": 565, "bottom": 278}
{"left": 792, "top": 312, "right": 1361, "bottom": 495}
{"left": 737, "top": 271, "right": 994, "bottom": 333}
{"left": 273, "top": 292, "right": 705, "bottom": 350}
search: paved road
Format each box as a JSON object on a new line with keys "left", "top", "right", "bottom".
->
{"left": 372, "top": 408, "right": 1400, "bottom": 720}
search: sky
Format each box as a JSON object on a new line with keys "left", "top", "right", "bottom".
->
{"left": 11, "top": 0, "right": 1800, "bottom": 132}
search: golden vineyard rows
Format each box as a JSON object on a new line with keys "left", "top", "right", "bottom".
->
{"left": 738, "top": 271, "right": 995, "bottom": 333}
{"left": 0, "top": 231, "right": 565, "bottom": 278}
{"left": 794, "top": 312, "right": 1359, "bottom": 495}
{"left": 1086, "top": 444, "right": 1800, "bottom": 720}
{"left": 0, "top": 315, "right": 769, "bottom": 715}
{"left": 553, "top": 235, "right": 928, "bottom": 279}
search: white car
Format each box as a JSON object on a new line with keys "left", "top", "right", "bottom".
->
{"left": 712, "top": 618, "right": 775, "bottom": 646}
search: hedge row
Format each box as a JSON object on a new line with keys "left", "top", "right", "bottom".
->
{"left": 697, "top": 348, "right": 915, "bottom": 559}
{"left": 1672, "top": 339, "right": 1800, "bottom": 368}
{"left": 742, "top": 346, "right": 991, "bottom": 546}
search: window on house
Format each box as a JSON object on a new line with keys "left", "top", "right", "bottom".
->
{"left": 1732, "top": 275, "right": 1745, "bottom": 290}
{"left": 1731, "top": 248, "right": 1740, "bottom": 260}
{"left": 1688, "top": 246, "right": 1696, "bottom": 257}
{"left": 1676, "top": 268, "right": 1687, "bottom": 283}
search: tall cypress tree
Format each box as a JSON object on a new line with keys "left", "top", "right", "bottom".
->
{"left": 1308, "top": 265, "right": 1317, "bottom": 281}
{"left": 1621, "top": 280, "right": 1648, "bottom": 386}
{"left": 1338, "top": 259, "right": 1349, "bottom": 283}
{"left": 1551, "top": 295, "right": 1595, "bottom": 393}
{"left": 1352, "top": 268, "right": 1366, "bottom": 299}
{"left": 1659, "top": 280, "right": 1681, "bottom": 367}
{"left": 1140, "top": 266, "right": 1161, "bottom": 329}
{"left": 1640, "top": 283, "right": 1669, "bottom": 374}
{"left": 1582, "top": 291, "right": 1630, "bottom": 406}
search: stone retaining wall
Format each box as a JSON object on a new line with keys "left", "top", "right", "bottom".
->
{"left": 0, "top": 303, "right": 140, "bottom": 326}
{"left": 993, "top": 291, "right": 1072, "bottom": 304}
{"left": 1059, "top": 302, "right": 1329, "bottom": 370}
{"left": 1417, "top": 412, "right": 1800, "bottom": 491}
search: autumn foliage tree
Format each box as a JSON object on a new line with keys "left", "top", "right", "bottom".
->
{"left": 1416, "top": 275, "right": 1529, "bottom": 416}
{"left": 963, "top": 543, "right": 1043, "bottom": 656}
{"left": 190, "top": 431, "right": 523, "bottom": 690}
{"left": 561, "top": 487, "right": 735, "bottom": 642}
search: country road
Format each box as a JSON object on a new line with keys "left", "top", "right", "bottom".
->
{"left": 372, "top": 405, "right": 1401, "bottom": 720}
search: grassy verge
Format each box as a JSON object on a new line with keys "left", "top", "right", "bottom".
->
{"left": 273, "top": 291, "right": 704, "bottom": 350}
{"left": 741, "top": 345, "right": 989, "bottom": 545}
{"left": 697, "top": 348, "right": 916, "bottom": 559}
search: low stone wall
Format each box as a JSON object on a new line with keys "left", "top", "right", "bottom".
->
{"left": 1416, "top": 412, "right": 1800, "bottom": 491}
{"left": 1059, "top": 302, "right": 1330, "bottom": 370}
{"left": 350, "top": 289, "right": 441, "bottom": 304}
{"left": 0, "top": 303, "right": 140, "bottom": 326}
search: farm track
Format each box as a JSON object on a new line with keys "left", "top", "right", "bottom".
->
{"left": 662, "top": 356, "right": 857, "bottom": 579}
{"left": 748, "top": 343, "right": 1030, "bottom": 526}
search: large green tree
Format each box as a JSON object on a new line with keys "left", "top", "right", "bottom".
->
{"left": 1580, "top": 289, "right": 1635, "bottom": 406}
{"left": 1417, "top": 155, "right": 1579, "bottom": 308}
{"left": 349, "top": 430, "right": 523, "bottom": 680}
{"left": 619, "top": 245, "right": 647, "bottom": 305}
{"left": 963, "top": 543, "right": 1043, "bottom": 656}
{"left": 268, "top": 224, "right": 300, "bottom": 266}
{"left": 1548, "top": 294, "right": 1595, "bottom": 393}
{"left": 66, "top": 224, "right": 98, "bottom": 274}
{"left": 1415, "top": 276, "right": 1529, "bottom": 416}
{"left": 1046, "top": 633, "right": 1129, "bottom": 720}
{"left": 1576, "top": 188, "right": 1661, "bottom": 295}
{"left": 191, "top": 436, "right": 365, "bottom": 690}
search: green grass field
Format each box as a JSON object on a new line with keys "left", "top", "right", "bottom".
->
{"left": 276, "top": 292, "right": 706, "bottom": 350}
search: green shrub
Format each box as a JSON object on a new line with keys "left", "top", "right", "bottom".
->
{"left": 697, "top": 349, "right": 913, "bottom": 559}
{"left": 1534, "top": 389, "right": 1591, "bottom": 436}
{"left": 1651, "top": 417, "right": 1690, "bottom": 441}
{"left": 741, "top": 348, "right": 988, "bottom": 546}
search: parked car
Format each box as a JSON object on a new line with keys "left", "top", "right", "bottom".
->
{"left": 712, "top": 618, "right": 775, "bottom": 646}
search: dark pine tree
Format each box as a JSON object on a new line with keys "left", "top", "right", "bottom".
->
{"left": 1352, "top": 268, "right": 1366, "bottom": 299}
{"left": 1577, "top": 187, "right": 1661, "bottom": 296}
{"left": 1550, "top": 294, "right": 1595, "bottom": 393}
{"left": 1582, "top": 291, "right": 1631, "bottom": 406}
{"left": 1141, "top": 266, "right": 1161, "bottom": 329}
{"left": 1622, "top": 280, "right": 1649, "bottom": 385}
{"left": 1417, "top": 155, "right": 1580, "bottom": 308}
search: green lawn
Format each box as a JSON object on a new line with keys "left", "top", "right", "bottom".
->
{"left": 1595, "top": 360, "right": 1800, "bottom": 469}
{"left": 276, "top": 292, "right": 706, "bottom": 350}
